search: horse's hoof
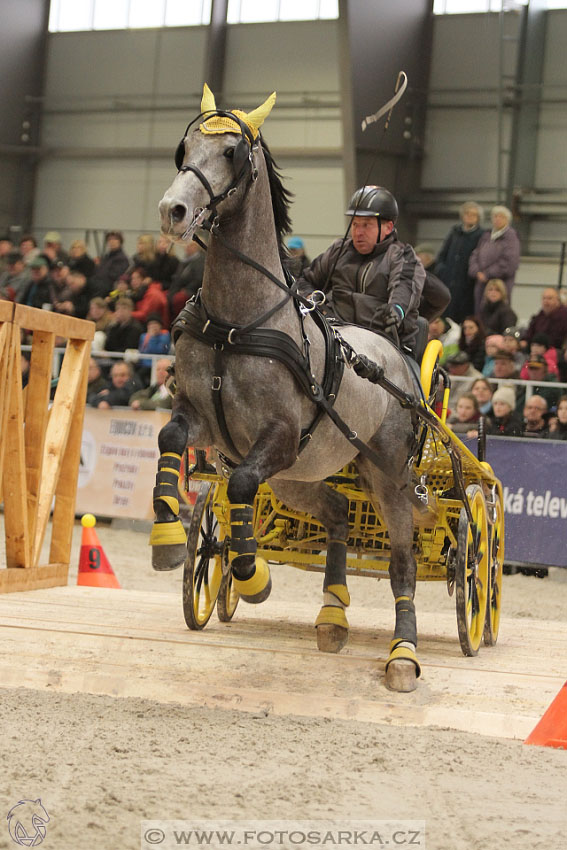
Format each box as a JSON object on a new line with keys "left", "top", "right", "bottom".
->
{"left": 151, "top": 543, "right": 186, "bottom": 571}
{"left": 385, "top": 659, "right": 418, "bottom": 693}
{"left": 317, "top": 624, "right": 349, "bottom": 653}
{"left": 233, "top": 558, "right": 272, "bottom": 604}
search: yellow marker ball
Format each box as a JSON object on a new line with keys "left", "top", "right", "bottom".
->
{"left": 81, "top": 513, "right": 96, "bottom": 528}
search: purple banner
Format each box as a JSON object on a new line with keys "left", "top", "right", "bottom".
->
{"left": 464, "top": 437, "right": 567, "bottom": 568}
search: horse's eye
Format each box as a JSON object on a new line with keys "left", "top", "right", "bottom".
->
{"left": 223, "top": 147, "right": 235, "bottom": 160}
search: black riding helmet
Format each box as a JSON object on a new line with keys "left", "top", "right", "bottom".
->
{"left": 345, "top": 186, "right": 399, "bottom": 223}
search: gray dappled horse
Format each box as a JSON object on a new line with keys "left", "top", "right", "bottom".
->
{"left": 153, "top": 84, "right": 423, "bottom": 691}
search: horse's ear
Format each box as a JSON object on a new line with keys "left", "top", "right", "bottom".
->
{"left": 201, "top": 83, "right": 216, "bottom": 115}
{"left": 245, "top": 92, "right": 276, "bottom": 134}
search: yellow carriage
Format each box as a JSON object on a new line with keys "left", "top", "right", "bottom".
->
{"left": 180, "top": 340, "right": 504, "bottom": 658}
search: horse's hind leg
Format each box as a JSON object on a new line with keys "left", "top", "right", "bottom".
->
{"left": 226, "top": 420, "right": 298, "bottom": 604}
{"left": 357, "top": 460, "right": 421, "bottom": 692}
{"left": 270, "top": 479, "right": 351, "bottom": 653}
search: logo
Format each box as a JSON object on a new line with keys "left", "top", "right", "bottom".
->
{"left": 7, "top": 800, "right": 50, "bottom": 847}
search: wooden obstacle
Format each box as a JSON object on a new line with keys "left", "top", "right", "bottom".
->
{"left": 0, "top": 302, "right": 93, "bottom": 592}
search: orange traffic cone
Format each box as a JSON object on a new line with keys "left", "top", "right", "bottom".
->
{"left": 78, "top": 514, "right": 121, "bottom": 589}
{"left": 524, "top": 681, "right": 567, "bottom": 750}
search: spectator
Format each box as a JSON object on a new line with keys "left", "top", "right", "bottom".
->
{"left": 0, "top": 233, "right": 14, "bottom": 274}
{"left": 471, "top": 377, "right": 495, "bottom": 416}
{"left": 478, "top": 278, "right": 517, "bottom": 335}
{"left": 130, "top": 267, "right": 168, "bottom": 327}
{"left": 104, "top": 296, "right": 143, "bottom": 352}
{"left": 130, "top": 234, "right": 156, "bottom": 275}
{"left": 286, "top": 236, "right": 311, "bottom": 277}
{"left": 524, "top": 288, "right": 567, "bottom": 350}
{"left": 86, "top": 357, "right": 109, "bottom": 402}
{"left": 522, "top": 395, "right": 549, "bottom": 438}
{"left": 520, "top": 333, "right": 558, "bottom": 378}
{"left": 150, "top": 235, "right": 179, "bottom": 289}
{"left": 0, "top": 251, "right": 30, "bottom": 301}
{"left": 517, "top": 354, "right": 560, "bottom": 412}
{"left": 445, "top": 350, "right": 483, "bottom": 408}
{"left": 18, "top": 257, "right": 55, "bottom": 309}
{"left": 433, "top": 201, "right": 484, "bottom": 324}
{"left": 91, "top": 231, "right": 130, "bottom": 297}
{"left": 54, "top": 270, "right": 96, "bottom": 320}
{"left": 19, "top": 235, "right": 40, "bottom": 266}
{"left": 548, "top": 396, "right": 567, "bottom": 440}
{"left": 87, "top": 296, "right": 113, "bottom": 332}
{"left": 68, "top": 239, "right": 96, "bottom": 279}
{"left": 469, "top": 205, "right": 520, "bottom": 312}
{"left": 501, "top": 327, "right": 526, "bottom": 371}
{"left": 87, "top": 296, "right": 113, "bottom": 351}
{"left": 414, "top": 243, "right": 436, "bottom": 272}
{"left": 486, "top": 386, "right": 523, "bottom": 437}
{"left": 90, "top": 360, "right": 140, "bottom": 409}
{"left": 458, "top": 316, "right": 486, "bottom": 371}
{"left": 168, "top": 240, "right": 205, "bottom": 321}
{"left": 129, "top": 358, "right": 173, "bottom": 411}
{"left": 138, "top": 313, "right": 171, "bottom": 372}
{"left": 41, "top": 231, "right": 68, "bottom": 266}
{"left": 482, "top": 334, "right": 504, "bottom": 377}
{"left": 105, "top": 275, "right": 133, "bottom": 311}
{"left": 492, "top": 349, "right": 520, "bottom": 382}
{"left": 428, "top": 316, "right": 460, "bottom": 364}
{"left": 447, "top": 392, "right": 480, "bottom": 435}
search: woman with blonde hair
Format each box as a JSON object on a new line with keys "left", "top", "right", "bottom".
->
{"left": 478, "top": 277, "right": 517, "bottom": 334}
{"left": 131, "top": 234, "right": 156, "bottom": 275}
{"left": 469, "top": 205, "right": 520, "bottom": 313}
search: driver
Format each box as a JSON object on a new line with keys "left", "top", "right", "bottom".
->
{"left": 297, "top": 185, "right": 449, "bottom": 354}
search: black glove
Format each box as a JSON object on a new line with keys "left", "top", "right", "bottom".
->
{"left": 372, "top": 303, "right": 404, "bottom": 331}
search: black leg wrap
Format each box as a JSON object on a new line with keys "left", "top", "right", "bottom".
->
{"left": 323, "top": 540, "right": 347, "bottom": 589}
{"left": 152, "top": 453, "right": 182, "bottom": 521}
{"left": 229, "top": 504, "right": 256, "bottom": 580}
{"left": 393, "top": 596, "right": 417, "bottom": 647}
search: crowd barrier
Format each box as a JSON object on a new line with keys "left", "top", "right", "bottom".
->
{"left": 0, "top": 302, "right": 93, "bottom": 592}
{"left": 466, "top": 436, "right": 567, "bottom": 568}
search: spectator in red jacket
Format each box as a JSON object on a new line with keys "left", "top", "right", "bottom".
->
{"left": 130, "top": 267, "right": 169, "bottom": 327}
{"left": 524, "top": 288, "right": 567, "bottom": 350}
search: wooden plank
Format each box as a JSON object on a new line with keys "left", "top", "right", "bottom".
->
{"left": 2, "top": 330, "right": 30, "bottom": 567}
{"left": 13, "top": 303, "right": 94, "bottom": 340}
{"left": 0, "top": 588, "right": 563, "bottom": 740}
{"left": 0, "top": 320, "right": 13, "bottom": 502}
{"left": 32, "top": 340, "right": 88, "bottom": 565}
{"left": 24, "top": 330, "right": 55, "bottom": 544}
{"left": 0, "top": 300, "right": 15, "bottom": 322}
{"left": 0, "top": 563, "right": 68, "bottom": 592}
{"left": 49, "top": 340, "right": 91, "bottom": 568}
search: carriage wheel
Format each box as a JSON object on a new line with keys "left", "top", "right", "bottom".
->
{"left": 182, "top": 483, "right": 224, "bottom": 630}
{"left": 217, "top": 570, "right": 240, "bottom": 622}
{"left": 484, "top": 489, "right": 504, "bottom": 646}
{"left": 455, "top": 484, "right": 490, "bottom": 656}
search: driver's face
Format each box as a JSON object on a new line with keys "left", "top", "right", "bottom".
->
{"left": 351, "top": 216, "right": 382, "bottom": 254}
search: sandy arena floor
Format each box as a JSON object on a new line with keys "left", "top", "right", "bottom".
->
{"left": 0, "top": 517, "right": 566, "bottom": 850}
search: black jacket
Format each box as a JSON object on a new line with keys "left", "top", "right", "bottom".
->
{"left": 297, "top": 232, "right": 426, "bottom": 350}
{"left": 434, "top": 224, "right": 484, "bottom": 324}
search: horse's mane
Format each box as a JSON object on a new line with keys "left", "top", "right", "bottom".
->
{"left": 259, "top": 135, "right": 293, "bottom": 254}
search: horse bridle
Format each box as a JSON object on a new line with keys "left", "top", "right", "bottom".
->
{"left": 174, "top": 109, "right": 259, "bottom": 233}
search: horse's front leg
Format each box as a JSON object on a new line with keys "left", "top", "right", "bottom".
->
{"left": 150, "top": 395, "right": 210, "bottom": 571}
{"left": 227, "top": 419, "right": 298, "bottom": 603}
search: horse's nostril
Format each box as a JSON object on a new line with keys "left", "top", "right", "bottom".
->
{"left": 170, "top": 203, "right": 187, "bottom": 224}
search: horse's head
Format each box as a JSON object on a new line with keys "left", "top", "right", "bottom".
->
{"left": 159, "top": 84, "right": 276, "bottom": 242}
